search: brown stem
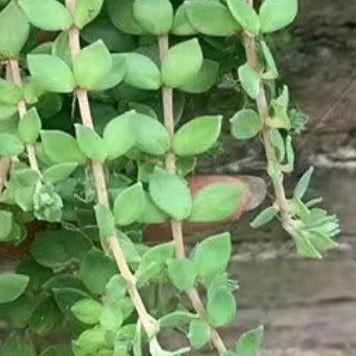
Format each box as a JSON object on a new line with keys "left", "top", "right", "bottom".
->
{"left": 158, "top": 35, "right": 227, "bottom": 354}
{"left": 242, "top": 6, "right": 292, "bottom": 229}
{"left": 65, "top": 0, "right": 156, "bottom": 339}
{"left": 7, "top": 60, "right": 40, "bottom": 173}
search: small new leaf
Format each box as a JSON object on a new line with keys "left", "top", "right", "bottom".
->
{"left": 250, "top": 207, "right": 278, "bottom": 228}
{"left": 294, "top": 167, "right": 314, "bottom": 199}
{"left": 235, "top": 325, "right": 264, "bottom": 356}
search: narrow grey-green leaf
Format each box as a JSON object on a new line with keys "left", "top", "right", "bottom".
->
{"left": 173, "top": 115, "right": 222, "bottom": 156}
{"left": 73, "top": 0, "right": 103, "bottom": 29}
{"left": 185, "top": 0, "right": 239, "bottom": 36}
{"left": 0, "top": 274, "right": 29, "bottom": 304}
{"left": 261, "top": 41, "right": 278, "bottom": 79}
{"left": 227, "top": 0, "right": 260, "bottom": 35}
{"left": 18, "top": 0, "right": 73, "bottom": 31}
{"left": 73, "top": 40, "right": 112, "bottom": 90}
{"left": 124, "top": 53, "right": 161, "bottom": 90}
{"left": 41, "top": 130, "right": 86, "bottom": 164}
{"left": 18, "top": 107, "right": 42, "bottom": 143}
{"left": 230, "top": 109, "right": 262, "bottom": 140}
{"left": 161, "top": 38, "right": 203, "bottom": 88}
{"left": 250, "top": 207, "right": 278, "bottom": 228}
{"left": 113, "top": 182, "right": 145, "bottom": 226}
{"left": 133, "top": 0, "right": 173, "bottom": 35}
{"left": 178, "top": 59, "right": 219, "bottom": 94}
{"left": 259, "top": 0, "right": 298, "bottom": 33}
{"left": 28, "top": 54, "right": 75, "bottom": 93}
{"left": 103, "top": 111, "right": 136, "bottom": 160}
{"left": 149, "top": 167, "right": 192, "bottom": 221}
{"left": 238, "top": 63, "right": 260, "bottom": 99}
{"left": 294, "top": 167, "right": 314, "bottom": 199}
{"left": 75, "top": 124, "right": 107, "bottom": 162}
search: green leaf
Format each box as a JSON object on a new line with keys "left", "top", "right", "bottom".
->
{"left": 18, "top": 0, "right": 73, "bottom": 31}
{"left": 138, "top": 192, "right": 169, "bottom": 224}
{"left": 238, "top": 63, "right": 261, "bottom": 99}
{"left": 95, "top": 54, "right": 126, "bottom": 91}
{"left": 159, "top": 310, "right": 197, "bottom": 328}
{"left": 28, "top": 54, "right": 75, "bottom": 93}
{"left": 0, "top": 332, "right": 36, "bottom": 356}
{"left": 271, "top": 129, "right": 285, "bottom": 162}
{"left": 193, "top": 232, "right": 231, "bottom": 279}
{"left": 161, "top": 38, "right": 203, "bottom": 88}
{"left": 43, "top": 162, "right": 78, "bottom": 184}
{"left": 103, "top": 111, "right": 136, "bottom": 160}
{"left": 133, "top": 113, "right": 170, "bottom": 156}
{"left": 124, "top": 52, "right": 161, "bottom": 90}
{"left": 178, "top": 59, "right": 219, "bottom": 94}
{"left": 94, "top": 204, "right": 116, "bottom": 251}
{"left": 0, "top": 78, "right": 21, "bottom": 105}
{"left": 0, "top": 2, "right": 30, "bottom": 58}
{"left": 81, "top": 18, "right": 135, "bottom": 52}
{"left": 261, "top": 41, "right": 278, "bottom": 79}
{"left": 52, "top": 32, "right": 71, "bottom": 67}
{"left": 230, "top": 109, "right": 262, "bottom": 140}
{"left": 40, "top": 345, "right": 74, "bottom": 356}
{"left": 133, "top": 0, "right": 173, "bottom": 35}
{"left": 190, "top": 183, "right": 244, "bottom": 222}
{"left": 0, "top": 104, "right": 17, "bottom": 121}
{"left": 106, "top": 0, "right": 146, "bottom": 35}
{"left": 113, "top": 182, "right": 145, "bottom": 226}
{"left": 31, "top": 230, "right": 92, "bottom": 268}
{"left": 100, "top": 302, "right": 123, "bottom": 331}
{"left": 227, "top": 0, "right": 260, "bottom": 35}
{"left": 0, "top": 210, "right": 13, "bottom": 241}
{"left": 80, "top": 248, "right": 117, "bottom": 295}
{"left": 18, "top": 107, "right": 42, "bottom": 143}
{"left": 207, "top": 288, "right": 237, "bottom": 327}
{"left": 0, "top": 133, "right": 24, "bottom": 156}
{"left": 259, "top": 0, "right": 298, "bottom": 33}
{"left": 33, "top": 182, "right": 63, "bottom": 222}
{"left": 185, "top": 0, "right": 239, "bottom": 36}
{"left": 53, "top": 287, "right": 91, "bottom": 317}
{"left": 105, "top": 275, "right": 126, "bottom": 301}
{"left": 73, "top": 40, "right": 112, "bottom": 90}
{"left": 173, "top": 115, "right": 222, "bottom": 156}
{"left": 71, "top": 298, "right": 103, "bottom": 325}
{"left": 149, "top": 167, "right": 192, "bottom": 220}
{"left": 292, "top": 230, "right": 322, "bottom": 259}
{"left": 250, "top": 207, "right": 278, "bottom": 228}
{"left": 235, "top": 325, "right": 264, "bottom": 356}
{"left": 0, "top": 296, "right": 32, "bottom": 329}
{"left": 167, "top": 258, "right": 197, "bottom": 291}
{"left": 29, "top": 296, "right": 63, "bottom": 335}
{"left": 75, "top": 124, "right": 107, "bottom": 162}
{"left": 294, "top": 167, "right": 314, "bottom": 199}
{"left": 188, "top": 319, "right": 210, "bottom": 349}
{"left": 0, "top": 274, "right": 29, "bottom": 304}
{"left": 41, "top": 130, "right": 87, "bottom": 164}
{"left": 73, "top": 0, "right": 103, "bottom": 29}
{"left": 72, "top": 326, "right": 107, "bottom": 355}
{"left": 172, "top": 4, "right": 197, "bottom": 36}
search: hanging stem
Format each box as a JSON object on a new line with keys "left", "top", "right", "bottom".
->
{"left": 158, "top": 35, "right": 227, "bottom": 354}
{"left": 242, "top": 0, "right": 292, "bottom": 230}
{"left": 6, "top": 60, "right": 40, "bottom": 173}
{"left": 65, "top": 0, "right": 157, "bottom": 339}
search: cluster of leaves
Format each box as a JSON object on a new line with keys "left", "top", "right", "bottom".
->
{"left": 0, "top": 0, "right": 338, "bottom": 355}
